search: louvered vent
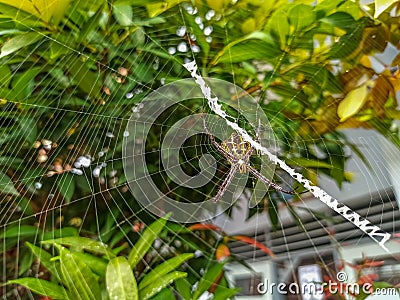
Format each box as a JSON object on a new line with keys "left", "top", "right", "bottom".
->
{"left": 229, "top": 193, "right": 399, "bottom": 261}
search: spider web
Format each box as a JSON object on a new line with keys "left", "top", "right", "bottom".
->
{"left": 0, "top": 1, "right": 399, "bottom": 299}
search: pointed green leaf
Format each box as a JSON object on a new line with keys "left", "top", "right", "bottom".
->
{"left": 192, "top": 263, "right": 224, "bottom": 300}
{"left": 78, "top": 5, "right": 104, "bottom": 42}
{"left": 213, "top": 286, "right": 241, "bottom": 299}
{"left": 139, "top": 253, "right": 194, "bottom": 289}
{"left": 288, "top": 4, "right": 316, "bottom": 32}
{"left": 128, "top": 213, "right": 171, "bottom": 268}
{"left": 65, "top": 56, "right": 102, "bottom": 99}
{"left": 0, "top": 171, "right": 19, "bottom": 196}
{"left": 7, "top": 278, "right": 68, "bottom": 299}
{"left": 106, "top": 256, "right": 138, "bottom": 300}
{"left": 139, "top": 271, "right": 187, "bottom": 300}
{"left": 74, "top": 252, "right": 108, "bottom": 276}
{"left": 0, "top": 225, "right": 37, "bottom": 239}
{"left": 26, "top": 242, "right": 61, "bottom": 278}
{"left": 113, "top": 4, "right": 133, "bottom": 26}
{"left": 0, "top": 32, "right": 43, "bottom": 58}
{"left": 59, "top": 247, "right": 101, "bottom": 300}
{"left": 175, "top": 278, "right": 191, "bottom": 300}
{"left": 41, "top": 237, "right": 115, "bottom": 258}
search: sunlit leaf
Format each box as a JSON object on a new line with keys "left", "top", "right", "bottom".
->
{"left": 128, "top": 213, "right": 170, "bottom": 267}
{"left": 0, "top": 32, "right": 43, "bottom": 58}
{"left": 288, "top": 4, "right": 316, "bottom": 32}
{"left": 59, "top": 247, "right": 101, "bottom": 300}
{"left": 41, "top": 237, "right": 115, "bottom": 258}
{"left": 106, "top": 256, "right": 138, "bottom": 300}
{"left": 192, "top": 263, "right": 224, "bottom": 300}
{"left": 113, "top": 4, "right": 133, "bottom": 26}
{"left": 337, "top": 83, "right": 369, "bottom": 122}
{"left": 139, "top": 271, "right": 187, "bottom": 300}
{"left": 139, "top": 253, "right": 194, "bottom": 289}
{"left": 7, "top": 278, "right": 68, "bottom": 299}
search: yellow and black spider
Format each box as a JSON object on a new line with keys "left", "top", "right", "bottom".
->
{"left": 203, "top": 118, "right": 302, "bottom": 202}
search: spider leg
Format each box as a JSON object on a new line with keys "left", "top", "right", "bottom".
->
{"left": 212, "top": 164, "right": 240, "bottom": 202}
{"left": 246, "top": 164, "right": 304, "bottom": 195}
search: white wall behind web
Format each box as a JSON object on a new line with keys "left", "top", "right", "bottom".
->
{"left": 213, "top": 128, "right": 398, "bottom": 235}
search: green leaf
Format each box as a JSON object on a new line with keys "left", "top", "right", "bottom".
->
{"left": 192, "top": 263, "right": 224, "bottom": 300}
{"left": 175, "top": 278, "right": 191, "bottom": 300}
{"left": 337, "top": 83, "right": 369, "bottom": 122}
{"left": 0, "top": 171, "right": 19, "bottom": 196}
{"left": 7, "top": 278, "right": 68, "bottom": 299}
{"left": 113, "top": 4, "right": 133, "bottom": 26}
{"left": 74, "top": 252, "right": 107, "bottom": 276}
{"left": 146, "top": 0, "right": 181, "bottom": 18}
{"left": 213, "top": 286, "right": 241, "bottom": 299}
{"left": 139, "top": 271, "right": 187, "bottom": 300}
{"left": 128, "top": 213, "right": 170, "bottom": 268}
{"left": 320, "top": 12, "right": 356, "bottom": 31}
{"left": 212, "top": 31, "right": 280, "bottom": 65}
{"left": 40, "top": 227, "right": 78, "bottom": 241}
{"left": 18, "top": 250, "right": 35, "bottom": 275}
{"left": 65, "top": 56, "right": 102, "bottom": 99}
{"left": 41, "top": 237, "right": 116, "bottom": 258}
{"left": 115, "top": 0, "right": 160, "bottom": 5}
{"left": 266, "top": 6, "right": 290, "bottom": 49}
{"left": 106, "top": 256, "right": 138, "bottom": 300}
{"left": 328, "top": 19, "right": 365, "bottom": 58}
{"left": 149, "top": 288, "right": 175, "bottom": 300}
{"left": 78, "top": 5, "right": 104, "bottom": 43}
{"left": 286, "top": 157, "right": 334, "bottom": 169}
{"left": 0, "top": 65, "right": 11, "bottom": 87}
{"left": 0, "top": 225, "right": 37, "bottom": 239}
{"left": 0, "top": 32, "right": 43, "bottom": 58}
{"left": 26, "top": 242, "right": 60, "bottom": 278}
{"left": 59, "top": 247, "right": 102, "bottom": 300}
{"left": 56, "top": 173, "right": 75, "bottom": 203}
{"left": 139, "top": 253, "right": 194, "bottom": 289}
{"left": 288, "top": 4, "right": 316, "bottom": 32}
{"left": 18, "top": 116, "right": 37, "bottom": 145}
{"left": 12, "top": 67, "right": 44, "bottom": 98}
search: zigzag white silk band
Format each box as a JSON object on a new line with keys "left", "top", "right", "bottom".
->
{"left": 184, "top": 60, "right": 391, "bottom": 252}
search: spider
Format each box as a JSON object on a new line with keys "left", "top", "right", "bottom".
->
{"left": 203, "top": 120, "right": 303, "bottom": 203}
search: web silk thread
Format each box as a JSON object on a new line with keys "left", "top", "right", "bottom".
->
{"left": 184, "top": 60, "right": 391, "bottom": 252}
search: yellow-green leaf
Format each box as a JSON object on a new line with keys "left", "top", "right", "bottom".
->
{"left": 0, "top": 0, "right": 70, "bottom": 24}
{"left": 139, "top": 253, "right": 194, "bottom": 290}
{"left": 7, "top": 278, "right": 68, "bottom": 299}
{"left": 337, "top": 83, "right": 368, "bottom": 122}
{"left": 0, "top": 32, "right": 42, "bottom": 59}
{"left": 128, "top": 213, "right": 171, "bottom": 268}
{"left": 139, "top": 271, "right": 187, "bottom": 300}
{"left": 106, "top": 257, "right": 138, "bottom": 300}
